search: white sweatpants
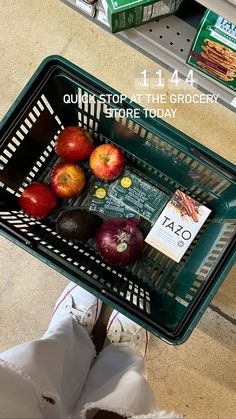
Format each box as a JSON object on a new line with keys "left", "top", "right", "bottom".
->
{"left": 0, "top": 317, "right": 181, "bottom": 419}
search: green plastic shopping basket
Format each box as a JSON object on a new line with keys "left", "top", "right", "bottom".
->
{"left": 0, "top": 56, "right": 235, "bottom": 344}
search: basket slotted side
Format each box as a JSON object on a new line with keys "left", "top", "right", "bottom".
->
{"left": 0, "top": 57, "right": 236, "bottom": 343}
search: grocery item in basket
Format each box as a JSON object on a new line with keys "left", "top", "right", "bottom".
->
{"left": 145, "top": 190, "right": 211, "bottom": 263}
{"left": 89, "top": 180, "right": 138, "bottom": 219}
{"left": 89, "top": 143, "right": 125, "bottom": 180}
{"left": 56, "top": 208, "right": 102, "bottom": 241}
{"left": 101, "top": 0, "right": 184, "bottom": 33}
{"left": 56, "top": 126, "right": 94, "bottom": 162}
{"left": 96, "top": 218, "right": 144, "bottom": 266}
{"left": 187, "top": 10, "right": 236, "bottom": 91}
{"left": 19, "top": 183, "right": 58, "bottom": 219}
{"left": 51, "top": 162, "right": 86, "bottom": 199}
{"left": 109, "top": 168, "right": 169, "bottom": 223}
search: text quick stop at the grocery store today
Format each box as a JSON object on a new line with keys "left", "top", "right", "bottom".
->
{"left": 63, "top": 92, "right": 219, "bottom": 119}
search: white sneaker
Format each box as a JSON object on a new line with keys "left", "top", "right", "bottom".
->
{"left": 105, "top": 310, "right": 149, "bottom": 357}
{"left": 47, "top": 282, "right": 102, "bottom": 335}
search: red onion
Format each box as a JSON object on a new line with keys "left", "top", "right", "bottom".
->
{"left": 96, "top": 218, "right": 144, "bottom": 266}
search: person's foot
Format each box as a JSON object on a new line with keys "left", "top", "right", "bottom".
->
{"left": 105, "top": 310, "right": 149, "bottom": 357}
{"left": 48, "top": 282, "right": 102, "bottom": 334}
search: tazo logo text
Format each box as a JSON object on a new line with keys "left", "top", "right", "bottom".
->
{"left": 162, "top": 216, "right": 192, "bottom": 241}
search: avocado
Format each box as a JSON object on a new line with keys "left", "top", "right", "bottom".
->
{"left": 56, "top": 208, "right": 102, "bottom": 241}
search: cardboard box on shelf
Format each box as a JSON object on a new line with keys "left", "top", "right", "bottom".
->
{"left": 96, "top": 0, "right": 110, "bottom": 25}
{"left": 187, "top": 10, "right": 236, "bottom": 92}
{"left": 101, "top": 0, "right": 184, "bottom": 33}
{"left": 75, "top": 0, "right": 96, "bottom": 17}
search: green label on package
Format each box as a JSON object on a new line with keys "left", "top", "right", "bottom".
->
{"left": 187, "top": 10, "right": 236, "bottom": 92}
{"left": 109, "top": 169, "right": 169, "bottom": 222}
{"left": 89, "top": 181, "right": 138, "bottom": 219}
{"left": 101, "top": 0, "right": 183, "bottom": 33}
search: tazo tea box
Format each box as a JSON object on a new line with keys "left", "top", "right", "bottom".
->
{"left": 145, "top": 190, "right": 211, "bottom": 263}
{"left": 109, "top": 168, "right": 169, "bottom": 223}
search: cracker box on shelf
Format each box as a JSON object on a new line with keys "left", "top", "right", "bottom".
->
{"left": 101, "top": 0, "right": 183, "bottom": 33}
{"left": 187, "top": 10, "right": 236, "bottom": 92}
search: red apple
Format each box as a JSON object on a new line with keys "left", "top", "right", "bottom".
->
{"left": 51, "top": 162, "right": 86, "bottom": 199}
{"left": 56, "top": 126, "right": 94, "bottom": 162}
{"left": 89, "top": 144, "right": 125, "bottom": 180}
{"left": 19, "top": 183, "right": 58, "bottom": 219}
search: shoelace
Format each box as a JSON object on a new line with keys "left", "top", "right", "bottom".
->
{"left": 112, "top": 329, "right": 142, "bottom": 345}
{"left": 67, "top": 305, "right": 91, "bottom": 327}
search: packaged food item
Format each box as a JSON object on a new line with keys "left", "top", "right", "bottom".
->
{"left": 187, "top": 10, "right": 236, "bottom": 91}
{"left": 75, "top": 0, "right": 96, "bottom": 16}
{"left": 96, "top": 0, "right": 110, "bottom": 26}
{"left": 89, "top": 180, "right": 138, "bottom": 219}
{"left": 109, "top": 168, "right": 169, "bottom": 222}
{"left": 101, "top": 0, "right": 184, "bottom": 33}
{"left": 145, "top": 190, "right": 211, "bottom": 263}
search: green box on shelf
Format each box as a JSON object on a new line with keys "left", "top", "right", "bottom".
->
{"left": 187, "top": 10, "right": 236, "bottom": 92}
{"left": 101, "top": 0, "right": 184, "bottom": 33}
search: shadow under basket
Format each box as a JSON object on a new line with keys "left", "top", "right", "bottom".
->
{"left": 0, "top": 56, "right": 236, "bottom": 344}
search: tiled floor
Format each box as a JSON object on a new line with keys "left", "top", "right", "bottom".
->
{"left": 0, "top": 1, "right": 236, "bottom": 418}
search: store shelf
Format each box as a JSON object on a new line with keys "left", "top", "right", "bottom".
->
{"left": 60, "top": 0, "right": 236, "bottom": 112}
{"left": 195, "top": 0, "right": 236, "bottom": 25}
